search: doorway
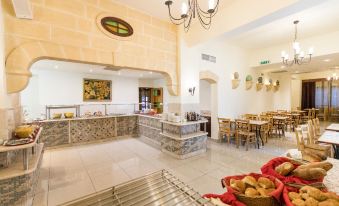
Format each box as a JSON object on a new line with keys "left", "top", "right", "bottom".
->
{"left": 199, "top": 80, "right": 212, "bottom": 137}
{"left": 199, "top": 71, "right": 218, "bottom": 140}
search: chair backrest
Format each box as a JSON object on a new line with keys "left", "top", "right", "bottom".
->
{"left": 235, "top": 119, "right": 250, "bottom": 132}
{"left": 307, "top": 120, "right": 316, "bottom": 144}
{"left": 311, "top": 108, "right": 316, "bottom": 119}
{"left": 244, "top": 114, "right": 258, "bottom": 120}
{"left": 218, "top": 118, "right": 231, "bottom": 132}
{"left": 295, "top": 128, "right": 305, "bottom": 150}
{"left": 312, "top": 118, "right": 320, "bottom": 134}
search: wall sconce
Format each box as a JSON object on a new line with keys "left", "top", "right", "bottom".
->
{"left": 188, "top": 87, "right": 195, "bottom": 96}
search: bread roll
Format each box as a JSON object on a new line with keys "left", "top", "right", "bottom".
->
{"left": 298, "top": 162, "right": 333, "bottom": 172}
{"left": 257, "top": 188, "right": 270, "bottom": 197}
{"left": 257, "top": 177, "right": 275, "bottom": 189}
{"left": 275, "top": 162, "right": 295, "bottom": 176}
{"left": 292, "top": 168, "right": 327, "bottom": 180}
{"left": 289, "top": 192, "right": 302, "bottom": 201}
{"left": 300, "top": 186, "right": 328, "bottom": 201}
{"left": 318, "top": 199, "right": 339, "bottom": 206}
{"left": 242, "top": 176, "right": 257, "bottom": 187}
{"left": 305, "top": 197, "right": 319, "bottom": 206}
{"left": 302, "top": 193, "right": 310, "bottom": 200}
{"left": 293, "top": 198, "right": 306, "bottom": 206}
{"left": 230, "top": 179, "right": 246, "bottom": 193}
{"left": 324, "top": 192, "right": 339, "bottom": 202}
{"left": 245, "top": 188, "right": 259, "bottom": 197}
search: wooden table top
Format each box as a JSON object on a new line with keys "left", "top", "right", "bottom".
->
{"left": 318, "top": 131, "right": 339, "bottom": 145}
{"left": 249, "top": 120, "right": 268, "bottom": 125}
{"left": 325, "top": 123, "right": 339, "bottom": 132}
{"left": 272, "top": 116, "right": 289, "bottom": 120}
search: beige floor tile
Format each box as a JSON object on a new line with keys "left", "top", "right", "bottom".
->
{"left": 33, "top": 192, "right": 48, "bottom": 206}
{"left": 188, "top": 174, "right": 226, "bottom": 195}
{"left": 169, "top": 164, "right": 205, "bottom": 183}
{"left": 90, "top": 168, "right": 131, "bottom": 191}
{"left": 47, "top": 178, "right": 95, "bottom": 206}
{"left": 186, "top": 158, "right": 222, "bottom": 174}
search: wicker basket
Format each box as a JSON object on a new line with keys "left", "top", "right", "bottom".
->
{"left": 222, "top": 173, "right": 284, "bottom": 206}
{"left": 235, "top": 193, "right": 281, "bottom": 206}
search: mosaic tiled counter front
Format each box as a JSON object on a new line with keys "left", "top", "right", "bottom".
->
{"left": 138, "top": 115, "right": 163, "bottom": 149}
{"left": 160, "top": 120, "right": 208, "bottom": 159}
{"left": 36, "top": 115, "right": 138, "bottom": 148}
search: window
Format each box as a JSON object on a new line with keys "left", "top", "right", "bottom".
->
{"left": 101, "top": 17, "right": 133, "bottom": 37}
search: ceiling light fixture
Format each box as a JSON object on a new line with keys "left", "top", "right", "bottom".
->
{"left": 54, "top": 65, "right": 58, "bottom": 69}
{"left": 89, "top": 69, "right": 93, "bottom": 73}
{"left": 165, "top": 0, "right": 219, "bottom": 32}
{"left": 281, "top": 20, "right": 313, "bottom": 67}
{"left": 323, "top": 59, "right": 331, "bottom": 62}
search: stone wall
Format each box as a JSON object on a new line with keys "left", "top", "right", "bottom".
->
{"left": 2, "top": 0, "right": 179, "bottom": 95}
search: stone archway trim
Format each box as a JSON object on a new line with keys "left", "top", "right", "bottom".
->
{"left": 5, "top": 41, "right": 178, "bottom": 95}
{"left": 199, "top": 70, "right": 218, "bottom": 83}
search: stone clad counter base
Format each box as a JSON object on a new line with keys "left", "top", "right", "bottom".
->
{"left": 138, "top": 115, "right": 208, "bottom": 159}
{"left": 0, "top": 149, "right": 44, "bottom": 206}
{"left": 36, "top": 115, "right": 138, "bottom": 148}
{"left": 138, "top": 115, "right": 163, "bottom": 149}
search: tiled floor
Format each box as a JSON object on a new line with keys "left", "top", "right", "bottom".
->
{"left": 32, "top": 132, "right": 299, "bottom": 206}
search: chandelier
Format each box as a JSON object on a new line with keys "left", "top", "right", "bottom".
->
{"left": 281, "top": 20, "right": 314, "bottom": 66}
{"left": 165, "top": 0, "right": 219, "bottom": 32}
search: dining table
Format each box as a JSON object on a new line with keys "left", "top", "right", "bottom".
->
{"left": 318, "top": 131, "right": 339, "bottom": 159}
{"left": 325, "top": 123, "right": 339, "bottom": 132}
{"left": 231, "top": 119, "right": 268, "bottom": 149}
{"left": 272, "top": 116, "right": 288, "bottom": 137}
{"left": 248, "top": 120, "right": 268, "bottom": 149}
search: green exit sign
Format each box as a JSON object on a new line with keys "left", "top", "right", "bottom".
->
{"left": 260, "top": 60, "right": 271, "bottom": 65}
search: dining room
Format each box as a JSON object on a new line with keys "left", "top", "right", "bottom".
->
{"left": 1, "top": 0, "right": 339, "bottom": 206}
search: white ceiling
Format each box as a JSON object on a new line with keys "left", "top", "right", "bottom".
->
{"left": 113, "top": 0, "right": 235, "bottom": 21}
{"left": 30, "top": 60, "right": 164, "bottom": 79}
{"left": 255, "top": 53, "right": 339, "bottom": 75}
{"left": 227, "top": 0, "right": 339, "bottom": 49}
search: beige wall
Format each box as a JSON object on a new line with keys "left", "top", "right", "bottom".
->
{"left": 2, "top": 0, "right": 178, "bottom": 94}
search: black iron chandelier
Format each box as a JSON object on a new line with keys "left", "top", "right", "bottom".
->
{"left": 281, "top": 20, "right": 314, "bottom": 66}
{"left": 165, "top": 0, "right": 220, "bottom": 32}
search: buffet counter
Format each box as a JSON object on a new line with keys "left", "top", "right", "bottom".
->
{"left": 29, "top": 114, "right": 208, "bottom": 159}
{"left": 33, "top": 115, "right": 138, "bottom": 148}
{"left": 138, "top": 115, "right": 208, "bottom": 159}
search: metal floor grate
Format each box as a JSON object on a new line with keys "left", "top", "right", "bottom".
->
{"left": 61, "top": 169, "right": 214, "bottom": 206}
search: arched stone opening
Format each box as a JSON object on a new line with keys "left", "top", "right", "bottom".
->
{"left": 5, "top": 41, "right": 179, "bottom": 96}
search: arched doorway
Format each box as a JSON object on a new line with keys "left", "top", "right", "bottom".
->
{"left": 199, "top": 71, "right": 218, "bottom": 140}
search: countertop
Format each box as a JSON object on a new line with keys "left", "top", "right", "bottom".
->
{"left": 160, "top": 119, "right": 208, "bottom": 126}
{"left": 27, "top": 114, "right": 137, "bottom": 123}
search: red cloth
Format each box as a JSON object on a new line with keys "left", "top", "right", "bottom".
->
{"left": 203, "top": 192, "right": 246, "bottom": 206}
{"left": 222, "top": 173, "right": 284, "bottom": 202}
{"left": 261, "top": 157, "right": 323, "bottom": 184}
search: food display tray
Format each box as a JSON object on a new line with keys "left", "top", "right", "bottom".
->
{"left": 61, "top": 169, "right": 214, "bottom": 206}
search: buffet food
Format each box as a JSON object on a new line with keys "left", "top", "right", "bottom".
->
{"left": 285, "top": 185, "right": 339, "bottom": 206}
{"left": 64, "top": 112, "right": 74, "bottom": 118}
{"left": 221, "top": 173, "right": 284, "bottom": 206}
{"left": 274, "top": 161, "right": 332, "bottom": 180}
{"left": 14, "top": 125, "right": 37, "bottom": 139}
{"left": 52, "top": 113, "right": 62, "bottom": 119}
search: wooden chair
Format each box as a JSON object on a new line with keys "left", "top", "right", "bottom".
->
{"left": 235, "top": 119, "right": 256, "bottom": 151}
{"left": 218, "top": 118, "right": 235, "bottom": 143}
{"left": 311, "top": 108, "right": 316, "bottom": 119}
{"left": 305, "top": 121, "right": 332, "bottom": 157}
{"left": 301, "top": 109, "right": 311, "bottom": 124}
{"left": 259, "top": 115, "right": 272, "bottom": 143}
{"left": 295, "top": 128, "right": 305, "bottom": 150}
{"left": 312, "top": 118, "right": 321, "bottom": 137}
{"left": 296, "top": 127, "right": 331, "bottom": 157}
